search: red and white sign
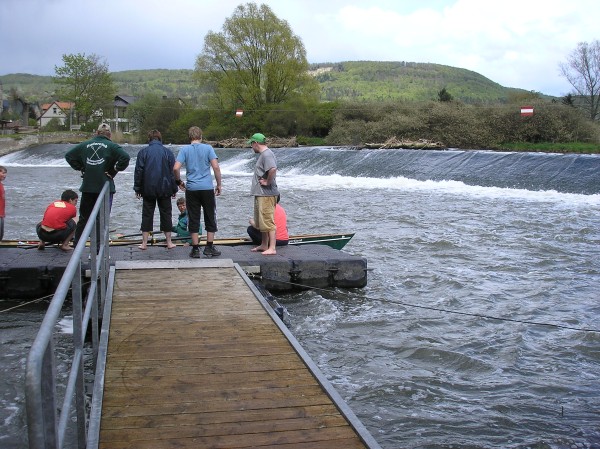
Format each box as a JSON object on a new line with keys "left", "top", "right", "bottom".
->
{"left": 520, "top": 106, "right": 534, "bottom": 116}
{"left": 235, "top": 109, "right": 244, "bottom": 117}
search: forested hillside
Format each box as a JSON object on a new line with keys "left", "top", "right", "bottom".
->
{"left": 0, "top": 61, "right": 534, "bottom": 105}
{"left": 310, "top": 61, "right": 516, "bottom": 102}
{"left": 110, "top": 69, "right": 206, "bottom": 101}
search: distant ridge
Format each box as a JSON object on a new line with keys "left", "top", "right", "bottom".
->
{"left": 308, "top": 61, "right": 518, "bottom": 103}
{"left": 1, "top": 61, "right": 534, "bottom": 104}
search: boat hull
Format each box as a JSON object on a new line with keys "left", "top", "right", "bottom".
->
{"left": 0, "top": 233, "right": 355, "bottom": 250}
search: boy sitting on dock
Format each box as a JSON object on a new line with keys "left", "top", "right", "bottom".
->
{"left": 173, "top": 196, "right": 194, "bottom": 245}
{"left": 36, "top": 190, "right": 79, "bottom": 251}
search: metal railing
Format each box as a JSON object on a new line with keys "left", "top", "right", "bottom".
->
{"left": 25, "top": 182, "right": 113, "bottom": 449}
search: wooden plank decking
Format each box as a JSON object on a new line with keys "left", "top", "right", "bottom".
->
{"left": 97, "top": 260, "right": 375, "bottom": 449}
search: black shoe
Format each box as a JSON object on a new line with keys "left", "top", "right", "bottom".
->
{"left": 190, "top": 246, "right": 200, "bottom": 258}
{"left": 203, "top": 245, "right": 221, "bottom": 257}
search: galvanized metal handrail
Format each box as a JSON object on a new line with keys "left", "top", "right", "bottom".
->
{"left": 25, "top": 182, "right": 112, "bottom": 449}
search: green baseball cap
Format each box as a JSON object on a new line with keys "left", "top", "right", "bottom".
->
{"left": 247, "top": 133, "right": 266, "bottom": 144}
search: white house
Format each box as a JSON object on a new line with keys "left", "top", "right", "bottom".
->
{"left": 38, "top": 101, "right": 73, "bottom": 128}
{"left": 105, "top": 95, "right": 137, "bottom": 133}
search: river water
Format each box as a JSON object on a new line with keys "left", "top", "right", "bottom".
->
{"left": 1, "top": 145, "right": 599, "bottom": 448}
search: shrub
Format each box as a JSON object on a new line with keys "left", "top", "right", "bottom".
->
{"left": 325, "top": 99, "right": 600, "bottom": 149}
{"left": 43, "top": 118, "right": 67, "bottom": 132}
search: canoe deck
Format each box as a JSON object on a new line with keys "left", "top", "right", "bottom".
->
{"left": 95, "top": 261, "right": 378, "bottom": 449}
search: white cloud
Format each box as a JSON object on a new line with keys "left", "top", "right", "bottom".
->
{"left": 1, "top": 0, "right": 598, "bottom": 96}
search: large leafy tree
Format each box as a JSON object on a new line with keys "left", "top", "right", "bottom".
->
{"left": 559, "top": 40, "right": 600, "bottom": 120}
{"left": 53, "top": 53, "right": 115, "bottom": 124}
{"left": 195, "top": 3, "right": 318, "bottom": 112}
{"left": 127, "top": 94, "right": 190, "bottom": 142}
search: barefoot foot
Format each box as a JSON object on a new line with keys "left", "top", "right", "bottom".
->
{"left": 138, "top": 244, "right": 147, "bottom": 250}
{"left": 166, "top": 243, "right": 176, "bottom": 249}
{"left": 251, "top": 246, "right": 268, "bottom": 252}
{"left": 261, "top": 249, "right": 276, "bottom": 256}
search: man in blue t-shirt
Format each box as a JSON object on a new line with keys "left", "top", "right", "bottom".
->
{"left": 173, "top": 126, "right": 222, "bottom": 258}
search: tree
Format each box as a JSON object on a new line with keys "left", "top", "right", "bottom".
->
{"left": 53, "top": 53, "right": 115, "bottom": 124}
{"left": 559, "top": 40, "right": 600, "bottom": 120}
{"left": 195, "top": 3, "right": 318, "bottom": 111}
{"left": 438, "top": 87, "right": 453, "bottom": 102}
{"left": 127, "top": 94, "right": 163, "bottom": 132}
{"left": 127, "top": 94, "right": 190, "bottom": 142}
{"left": 562, "top": 93, "right": 575, "bottom": 107}
{"left": 43, "top": 117, "right": 67, "bottom": 131}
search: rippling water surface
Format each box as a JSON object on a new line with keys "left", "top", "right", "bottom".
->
{"left": 1, "top": 146, "right": 599, "bottom": 448}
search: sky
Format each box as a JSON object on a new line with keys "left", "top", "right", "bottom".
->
{"left": 1, "top": 0, "right": 598, "bottom": 96}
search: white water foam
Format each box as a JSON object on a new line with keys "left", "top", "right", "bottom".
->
{"left": 218, "top": 159, "right": 600, "bottom": 206}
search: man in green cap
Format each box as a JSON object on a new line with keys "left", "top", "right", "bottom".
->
{"left": 247, "top": 132, "right": 279, "bottom": 255}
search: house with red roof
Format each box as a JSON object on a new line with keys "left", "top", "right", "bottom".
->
{"left": 38, "top": 101, "right": 74, "bottom": 128}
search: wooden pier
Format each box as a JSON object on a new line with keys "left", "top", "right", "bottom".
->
{"left": 92, "top": 260, "right": 380, "bottom": 449}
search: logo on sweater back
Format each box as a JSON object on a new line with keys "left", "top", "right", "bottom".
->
{"left": 86, "top": 143, "right": 108, "bottom": 166}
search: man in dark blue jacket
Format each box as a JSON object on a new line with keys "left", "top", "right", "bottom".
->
{"left": 134, "top": 129, "right": 178, "bottom": 249}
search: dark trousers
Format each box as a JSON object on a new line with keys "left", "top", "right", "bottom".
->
{"left": 246, "top": 226, "right": 289, "bottom": 246}
{"left": 74, "top": 192, "right": 113, "bottom": 245}
{"left": 186, "top": 189, "right": 217, "bottom": 234}
{"left": 141, "top": 196, "right": 173, "bottom": 232}
{"left": 37, "top": 219, "right": 76, "bottom": 244}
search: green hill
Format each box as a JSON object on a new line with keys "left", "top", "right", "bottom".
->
{"left": 310, "top": 61, "right": 519, "bottom": 103}
{"left": 1, "top": 61, "right": 533, "bottom": 105}
{"left": 0, "top": 70, "right": 201, "bottom": 104}
{"left": 0, "top": 73, "right": 55, "bottom": 102}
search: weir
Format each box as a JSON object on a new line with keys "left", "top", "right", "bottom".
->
{"left": 266, "top": 147, "right": 600, "bottom": 194}
{"left": 3, "top": 145, "right": 600, "bottom": 195}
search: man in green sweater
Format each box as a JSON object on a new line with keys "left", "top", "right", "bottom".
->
{"left": 65, "top": 123, "right": 130, "bottom": 245}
